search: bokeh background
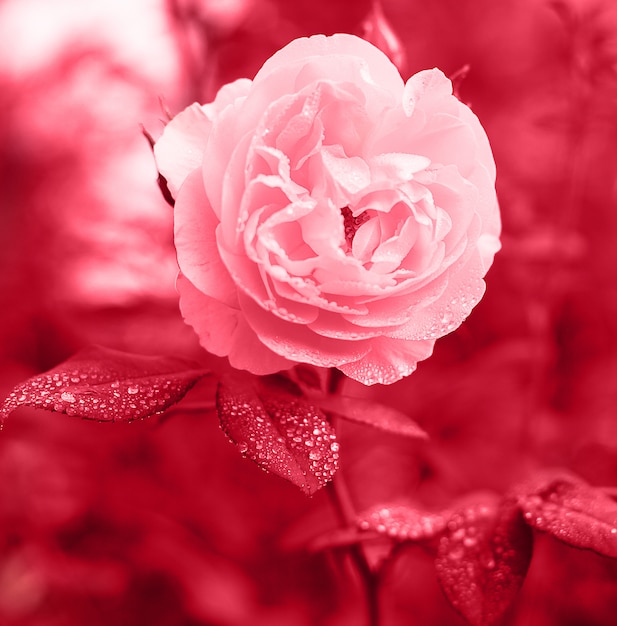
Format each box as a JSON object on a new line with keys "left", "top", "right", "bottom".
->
{"left": 1, "top": 0, "right": 617, "bottom": 624}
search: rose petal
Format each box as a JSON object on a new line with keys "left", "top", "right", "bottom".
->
{"left": 456, "top": 100, "right": 497, "bottom": 181}
{"left": 254, "top": 33, "right": 404, "bottom": 100}
{"left": 369, "top": 152, "right": 431, "bottom": 181}
{"left": 343, "top": 278, "right": 448, "bottom": 329}
{"left": 197, "top": 79, "right": 253, "bottom": 214}
{"left": 352, "top": 218, "right": 382, "bottom": 262}
{"left": 177, "top": 274, "right": 294, "bottom": 374}
{"left": 465, "top": 163, "right": 501, "bottom": 269}
{"left": 338, "top": 335, "right": 435, "bottom": 385}
{"left": 308, "top": 310, "right": 384, "bottom": 340}
{"left": 203, "top": 103, "right": 251, "bottom": 218}
{"left": 367, "top": 105, "right": 426, "bottom": 156}
{"left": 425, "top": 165, "right": 478, "bottom": 255}
{"left": 274, "top": 85, "right": 323, "bottom": 158}
{"left": 154, "top": 103, "right": 212, "bottom": 198}
{"left": 203, "top": 77, "right": 252, "bottom": 118}
{"left": 402, "top": 68, "right": 454, "bottom": 117}
{"left": 320, "top": 146, "right": 371, "bottom": 195}
{"left": 272, "top": 279, "right": 369, "bottom": 316}
{"left": 174, "top": 170, "right": 238, "bottom": 307}
{"left": 384, "top": 248, "right": 487, "bottom": 341}
{"left": 412, "top": 113, "right": 478, "bottom": 177}
{"left": 370, "top": 216, "right": 418, "bottom": 271}
{"left": 237, "top": 49, "right": 398, "bottom": 155}
{"left": 238, "top": 292, "right": 372, "bottom": 368}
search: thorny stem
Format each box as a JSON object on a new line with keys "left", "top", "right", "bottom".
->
{"left": 355, "top": 547, "right": 381, "bottom": 626}
{"left": 326, "top": 368, "right": 381, "bottom": 626}
{"left": 326, "top": 478, "right": 381, "bottom": 626}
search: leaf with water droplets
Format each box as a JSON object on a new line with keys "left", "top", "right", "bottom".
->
{"left": 216, "top": 373, "right": 339, "bottom": 496}
{"left": 311, "top": 394, "right": 428, "bottom": 440}
{"left": 436, "top": 497, "right": 533, "bottom": 626}
{"left": 1, "top": 346, "right": 208, "bottom": 424}
{"left": 519, "top": 478, "right": 617, "bottom": 558}
{"left": 357, "top": 503, "right": 448, "bottom": 542}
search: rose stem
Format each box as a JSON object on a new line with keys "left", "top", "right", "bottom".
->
{"left": 326, "top": 368, "right": 381, "bottom": 626}
{"left": 326, "top": 479, "right": 381, "bottom": 626}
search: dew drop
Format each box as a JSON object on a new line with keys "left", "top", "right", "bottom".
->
{"left": 440, "top": 311, "right": 453, "bottom": 324}
{"left": 448, "top": 547, "right": 464, "bottom": 560}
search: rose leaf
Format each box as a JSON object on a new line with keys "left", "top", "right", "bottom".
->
{"left": 357, "top": 502, "right": 449, "bottom": 542}
{"left": 436, "top": 497, "right": 533, "bottom": 626}
{"left": 1, "top": 345, "right": 208, "bottom": 425}
{"left": 216, "top": 373, "right": 339, "bottom": 496}
{"left": 519, "top": 478, "right": 617, "bottom": 557}
{"left": 312, "top": 394, "right": 428, "bottom": 440}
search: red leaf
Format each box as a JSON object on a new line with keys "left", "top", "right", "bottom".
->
{"left": 1, "top": 346, "right": 208, "bottom": 424}
{"left": 357, "top": 503, "right": 448, "bottom": 541}
{"left": 312, "top": 394, "right": 428, "bottom": 440}
{"left": 216, "top": 373, "right": 339, "bottom": 496}
{"left": 519, "top": 478, "right": 617, "bottom": 557}
{"left": 436, "top": 497, "right": 533, "bottom": 626}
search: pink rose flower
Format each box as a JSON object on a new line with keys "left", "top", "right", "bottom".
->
{"left": 155, "top": 34, "right": 501, "bottom": 385}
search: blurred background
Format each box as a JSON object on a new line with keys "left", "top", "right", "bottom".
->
{"left": 1, "top": 0, "right": 617, "bottom": 624}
